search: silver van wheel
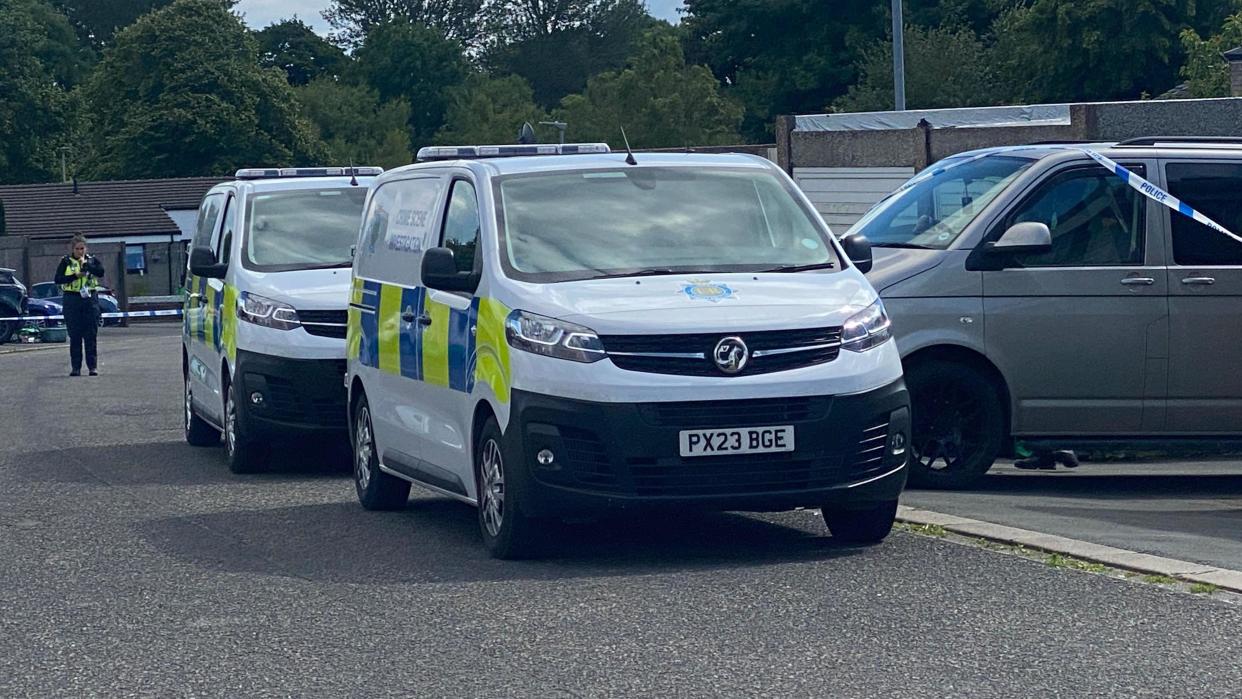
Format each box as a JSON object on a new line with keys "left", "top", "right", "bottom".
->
{"left": 184, "top": 380, "right": 193, "bottom": 433}
{"left": 225, "top": 389, "right": 237, "bottom": 458}
{"left": 480, "top": 438, "right": 505, "bottom": 537}
{"left": 355, "top": 406, "right": 373, "bottom": 491}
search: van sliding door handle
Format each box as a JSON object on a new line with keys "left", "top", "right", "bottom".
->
{"left": 1181, "top": 277, "right": 1216, "bottom": 286}
{"left": 401, "top": 310, "right": 416, "bottom": 323}
{"left": 417, "top": 313, "right": 433, "bottom": 326}
{"left": 1120, "top": 277, "right": 1155, "bottom": 286}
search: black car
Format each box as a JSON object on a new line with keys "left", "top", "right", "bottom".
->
{"left": 0, "top": 270, "right": 26, "bottom": 343}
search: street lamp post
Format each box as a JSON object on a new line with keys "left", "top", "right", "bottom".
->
{"left": 892, "top": 0, "right": 906, "bottom": 111}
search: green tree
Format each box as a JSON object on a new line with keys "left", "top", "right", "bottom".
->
{"left": 1178, "top": 12, "right": 1242, "bottom": 97}
{"left": 554, "top": 30, "right": 743, "bottom": 148}
{"left": 255, "top": 18, "right": 347, "bottom": 85}
{"left": 483, "top": 0, "right": 656, "bottom": 109}
{"left": 51, "top": 0, "right": 177, "bottom": 46}
{"left": 324, "top": 0, "right": 485, "bottom": 47}
{"left": 681, "top": 0, "right": 887, "bottom": 141}
{"left": 434, "top": 74, "right": 548, "bottom": 145}
{"left": 0, "top": 0, "right": 74, "bottom": 183}
{"left": 297, "top": 78, "right": 412, "bottom": 169}
{"left": 353, "top": 21, "right": 469, "bottom": 149}
{"left": 81, "top": 0, "right": 325, "bottom": 179}
{"left": 27, "top": 0, "right": 95, "bottom": 88}
{"left": 989, "top": 0, "right": 1209, "bottom": 103}
{"left": 835, "top": 24, "right": 1005, "bottom": 112}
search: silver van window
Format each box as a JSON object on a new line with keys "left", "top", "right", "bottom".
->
{"left": 849, "top": 155, "right": 1033, "bottom": 249}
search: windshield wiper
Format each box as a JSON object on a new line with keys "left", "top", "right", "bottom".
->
{"left": 591, "top": 268, "right": 706, "bottom": 280}
{"left": 760, "top": 262, "right": 836, "bottom": 273}
{"left": 871, "top": 242, "right": 933, "bottom": 250}
{"left": 294, "top": 261, "right": 352, "bottom": 271}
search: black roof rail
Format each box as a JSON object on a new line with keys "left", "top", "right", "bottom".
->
{"left": 1114, "top": 136, "right": 1242, "bottom": 147}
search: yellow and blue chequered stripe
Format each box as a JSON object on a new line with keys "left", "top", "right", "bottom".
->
{"left": 352, "top": 279, "right": 505, "bottom": 401}
{"left": 182, "top": 276, "right": 238, "bottom": 362}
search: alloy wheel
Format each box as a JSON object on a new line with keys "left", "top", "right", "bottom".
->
{"left": 355, "top": 407, "right": 373, "bottom": 491}
{"left": 480, "top": 438, "right": 505, "bottom": 537}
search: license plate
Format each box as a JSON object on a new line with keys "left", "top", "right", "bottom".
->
{"left": 679, "top": 426, "right": 795, "bottom": 457}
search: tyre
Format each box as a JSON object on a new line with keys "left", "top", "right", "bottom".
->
{"left": 905, "top": 360, "right": 1006, "bottom": 490}
{"left": 476, "top": 416, "right": 542, "bottom": 559}
{"left": 223, "top": 380, "right": 264, "bottom": 474}
{"left": 184, "top": 374, "right": 220, "bottom": 447}
{"left": 822, "top": 500, "right": 898, "bottom": 544}
{"left": 0, "top": 319, "right": 14, "bottom": 344}
{"left": 352, "top": 395, "right": 409, "bottom": 510}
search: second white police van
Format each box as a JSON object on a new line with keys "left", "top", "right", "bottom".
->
{"left": 346, "top": 144, "right": 910, "bottom": 558}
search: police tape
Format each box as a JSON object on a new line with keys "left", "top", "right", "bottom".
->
{"left": 879, "top": 144, "right": 1242, "bottom": 244}
{"left": 0, "top": 308, "right": 184, "bottom": 322}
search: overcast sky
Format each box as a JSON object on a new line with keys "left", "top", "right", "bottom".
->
{"left": 233, "top": 1, "right": 684, "bottom": 34}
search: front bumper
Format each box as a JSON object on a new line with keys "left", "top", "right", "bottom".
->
{"left": 234, "top": 350, "right": 348, "bottom": 436}
{"left": 507, "top": 379, "right": 910, "bottom": 517}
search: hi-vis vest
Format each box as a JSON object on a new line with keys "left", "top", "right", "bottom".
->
{"left": 61, "top": 257, "right": 100, "bottom": 294}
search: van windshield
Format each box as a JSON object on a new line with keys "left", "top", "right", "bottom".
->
{"left": 846, "top": 155, "right": 1034, "bottom": 249}
{"left": 495, "top": 167, "right": 839, "bottom": 283}
{"left": 244, "top": 187, "right": 368, "bottom": 272}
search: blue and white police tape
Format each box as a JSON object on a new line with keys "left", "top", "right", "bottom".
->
{"left": 0, "top": 308, "right": 184, "bottom": 322}
{"left": 878, "top": 144, "right": 1242, "bottom": 244}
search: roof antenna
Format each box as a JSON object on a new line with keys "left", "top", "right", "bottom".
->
{"left": 620, "top": 126, "right": 637, "bottom": 166}
{"left": 348, "top": 157, "right": 358, "bottom": 187}
{"left": 517, "top": 122, "right": 537, "bottom": 145}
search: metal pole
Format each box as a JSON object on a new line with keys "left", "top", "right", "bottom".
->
{"left": 60, "top": 148, "right": 67, "bottom": 183}
{"left": 891, "top": 0, "right": 906, "bottom": 111}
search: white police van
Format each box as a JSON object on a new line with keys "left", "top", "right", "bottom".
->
{"left": 183, "top": 167, "right": 381, "bottom": 473}
{"left": 346, "top": 145, "right": 909, "bottom": 558}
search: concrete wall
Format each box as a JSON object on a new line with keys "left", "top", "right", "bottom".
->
{"left": 783, "top": 97, "right": 1242, "bottom": 172}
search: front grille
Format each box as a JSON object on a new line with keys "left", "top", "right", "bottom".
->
{"left": 849, "top": 421, "right": 890, "bottom": 471}
{"left": 600, "top": 326, "right": 842, "bottom": 377}
{"left": 625, "top": 452, "right": 844, "bottom": 497}
{"left": 559, "top": 427, "right": 620, "bottom": 492}
{"left": 639, "top": 396, "right": 830, "bottom": 429}
{"left": 262, "top": 375, "right": 346, "bottom": 427}
{"left": 297, "top": 309, "right": 347, "bottom": 339}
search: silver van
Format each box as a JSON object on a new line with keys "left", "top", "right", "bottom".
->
{"left": 843, "top": 137, "right": 1242, "bottom": 488}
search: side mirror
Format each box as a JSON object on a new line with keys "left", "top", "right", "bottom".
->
{"left": 189, "top": 246, "right": 227, "bottom": 279}
{"left": 841, "top": 234, "right": 873, "bottom": 274}
{"left": 421, "top": 247, "right": 479, "bottom": 293}
{"left": 988, "top": 222, "right": 1052, "bottom": 254}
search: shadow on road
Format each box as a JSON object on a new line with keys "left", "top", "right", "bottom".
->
{"left": 138, "top": 498, "right": 864, "bottom": 585}
{"left": 917, "top": 472, "right": 1242, "bottom": 500}
{"left": 10, "top": 440, "right": 349, "bottom": 486}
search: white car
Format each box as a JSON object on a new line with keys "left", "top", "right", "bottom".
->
{"left": 182, "top": 167, "right": 381, "bottom": 473}
{"left": 346, "top": 145, "right": 909, "bottom": 558}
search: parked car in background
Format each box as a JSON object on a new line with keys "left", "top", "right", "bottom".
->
{"left": 24, "top": 297, "right": 64, "bottom": 328}
{"left": 31, "top": 281, "right": 121, "bottom": 326}
{"left": 847, "top": 137, "right": 1242, "bottom": 488}
{"left": 0, "top": 273, "right": 24, "bottom": 343}
{"left": 0, "top": 268, "right": 26, "bottom": 294}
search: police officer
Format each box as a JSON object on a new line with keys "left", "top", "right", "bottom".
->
{"left": 54, "top": 235, "right": 106, "bottom": 376}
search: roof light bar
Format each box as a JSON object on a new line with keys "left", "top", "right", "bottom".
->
{"left": 234, "top": 166, "right": 384, "bottom": 180}
{"left": 415, "top": 143, "right": 611, "bottom": 162}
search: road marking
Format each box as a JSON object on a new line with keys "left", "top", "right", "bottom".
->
{"left": 898, "top": 505, "right": 1242, "bottom": 593}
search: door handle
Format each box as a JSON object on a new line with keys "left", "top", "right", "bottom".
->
{"left": 187, "top": 293, "right": 202, "bottom": 303}
{"left": 1181, "top": 277, "right": 1216, "bottom": 286}
{"left": 1120, "top": 277, "right": 1155, "bottom": 286}
{"left": 417, "top": 313, "right": 433, "bottom": 327}
{"left": 401, "top": 310, "right": 415, "bottom": 323}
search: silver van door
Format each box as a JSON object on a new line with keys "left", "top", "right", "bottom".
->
{"left": 1162, "top": 159, "right": 1242, "bottom": 433}
{"left": 979, "top": 161, "right": 1168, "bottom": 436}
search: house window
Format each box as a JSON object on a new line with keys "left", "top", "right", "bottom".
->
{"left": 126, "top": 244, "right": 146, "bottom": 273}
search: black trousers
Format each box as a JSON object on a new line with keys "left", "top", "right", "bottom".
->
{"left": 63, "top": 293, "right": 98, "bottom": 372}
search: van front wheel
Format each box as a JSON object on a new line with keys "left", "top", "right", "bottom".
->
{"left": 476, "top": 417, "right": 542, "bottom": 559}
{"left": 906, "top": 360, "right": 1005, "bottom": 489}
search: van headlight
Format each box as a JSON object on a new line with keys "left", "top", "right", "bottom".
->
{"left": 505, "top": 310, "right": 606, "bottom": 363}
{"left": 841, "top": 299, "right": 892, "bottom": 352}
{"left": 237, "top": 292, "right": 300, "bottom": 331}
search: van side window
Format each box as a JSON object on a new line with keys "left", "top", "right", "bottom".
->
{"left": 193, "top": 194, "right": 224, "bottom": 251}
{"left": 1167, "top": 162, "right": 1242, "bottom": 266}
{"left": 216, "top": 195, "right": 237, "bottom": 265}
{"left": 441, "top": 180, "right": 480, "bottom": 275}
{"left": 355, "top": 176, "right": 444, "bottom": 283}
{"left": 1001, "top": 165, "right": 1146, "bottom": 267}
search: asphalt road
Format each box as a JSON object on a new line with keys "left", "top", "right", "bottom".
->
{"left": 3, "top": 325, "right": 1242, "bottom": 697}
{"left": 905, "top": 462, "right": 1242, "bottom": 572}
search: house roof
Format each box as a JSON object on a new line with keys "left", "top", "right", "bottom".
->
{"left": 0, "top": 177, "right": 226, "bottom": 239}
{"left": 1224, "top": 47, "right": 1242, "bottom": 61}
